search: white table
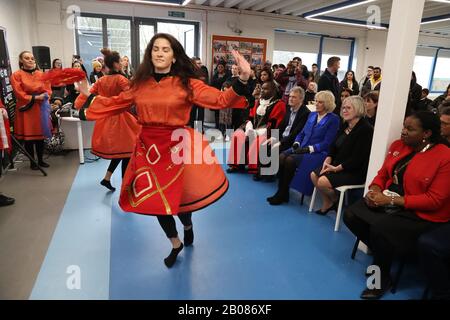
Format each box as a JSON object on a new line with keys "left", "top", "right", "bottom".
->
{"left": 60, "top": 116, "right": 85, "bottom": 164}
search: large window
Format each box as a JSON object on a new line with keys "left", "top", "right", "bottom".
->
{"left": 75, "top": 14, "right": 199, "bottom": 74}
{"left": 413, "top": 55, "right": 434, "bottom": 89}
{"left": 273, "top": 31, "right": 355, "bottom": 81}
{"left": 273, "top": 51, "right": 318, "bottom": 69}
{"left": 431, "top": 50, "right": 450, "bottom": 92}
{"left": 107, "top": 19, "right": 131, "bottom": 64}
{"left": 76, "top": 16, "right": 103, "bottom": 75}
{"left": 157, "top": 22, "right": 195, "bottom": 58}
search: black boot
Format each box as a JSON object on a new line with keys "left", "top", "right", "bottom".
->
{"left": 38, "top": 161, "right": 50, "bottom": 168}
{"left": 164, "top": 243, "right": 184, "bottom": 268}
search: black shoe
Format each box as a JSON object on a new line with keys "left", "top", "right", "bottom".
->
{"left": 264, "top": 175, "right": 276, "bottom": 183}
{"left": 164, "top": 243, "right": 184, "bottom": 268}
{"left": 100, "top": 179, "right": 116, "bottom": 192}
{"left": 184, "top": 227, "right": 194, "bottom": 246}
{"left": 315, "top": 203, "right": 338, "bottom": 216}
{"left": 30, "top": 163, "right": 39, "bottom": 170}
{"left": 0, "top": 194, "right": 15, "bottom": 207}
{"left": 268, "top": 194, "right": 289, "bottom": 205}
{"left": 38, "top": 161, "right": 50, "bottom": 168}
{"left": 360, "top": 278, "right": 392, "bottom": 300}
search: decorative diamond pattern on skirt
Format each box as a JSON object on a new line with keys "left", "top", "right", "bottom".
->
{"left": 132, "top": 171, "right": 153, "bottom": 198}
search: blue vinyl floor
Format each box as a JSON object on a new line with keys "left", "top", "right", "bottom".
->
{"left": 30, "top": 146, "right": 426, "bottom": 300}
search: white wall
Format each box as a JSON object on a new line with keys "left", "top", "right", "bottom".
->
{"left": 0, "top": 0, "right": 37, "bottom": 72}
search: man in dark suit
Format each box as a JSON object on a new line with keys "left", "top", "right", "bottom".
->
{"left": 318, "top": 56, "right": 341, "bottom": 104}
{"left": 259, "top": 86, "right": 310, "bottom": 181}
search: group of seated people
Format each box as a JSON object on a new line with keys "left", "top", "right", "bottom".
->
{"left": 224, "top": 70, "right": 450, "bottom": 299}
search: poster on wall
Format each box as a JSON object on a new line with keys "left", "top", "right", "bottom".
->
{"left": 211, "top": 35, "right": 267, "bottom": 72}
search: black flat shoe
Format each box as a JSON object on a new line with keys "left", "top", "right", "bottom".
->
{"left": 268, "top": 194, "right": 289, "bottom": 205}
{"left": 360, "top": 278, "right": 392, "bottom": 300}
{"left": 164, "top": 243, "right": 184, "bottom": 268}
{"left": 100, "top": 179, "right": 116, "bottom": 192}
{"left": 30, "top": 163, "right": 39, "bottom": 170}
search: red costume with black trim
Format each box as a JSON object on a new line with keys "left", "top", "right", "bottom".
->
{"left": 80, "top": 76, "right": 247, "bottom": 215}
{"left": 75, "top": 73, "right": 141, "bottom": 159}
{"left": 10, "top": 69, "right": 52, "bottom": 140}
{"left": 228, "top": 98, "right": 286, "bottom": 173}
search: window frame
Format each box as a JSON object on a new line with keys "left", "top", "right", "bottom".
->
{"left": 75, "top": 13, "right": 200, "bottom": 70}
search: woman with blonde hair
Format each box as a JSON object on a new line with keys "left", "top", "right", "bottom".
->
{"left": 268, "top": 90, "right": 340, "bottom": 205}
{"left": 311, "top": 95, "right": 374, "bottom": 214}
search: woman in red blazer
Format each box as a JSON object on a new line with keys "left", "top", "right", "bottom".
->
{"left": 344, "top": 111, "right": 450, "bottom": 300}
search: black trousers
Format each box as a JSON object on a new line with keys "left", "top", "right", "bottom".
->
{"left": 157, "top": 213, "right": 192, "bottom": 239}
{"left": 275, "top": 153, "right": 297, "bottom": 197}
{"left": 418, "top": 224, "right": 450, "bottom": 299}
{"left": 107, "top": 158, "right": 130, "bottom": 178}
{"left": 344, "top": 199, "right": 442, "bottom": 282}
{"left": 24, "top": 140, "right": 45, "bottom": 162}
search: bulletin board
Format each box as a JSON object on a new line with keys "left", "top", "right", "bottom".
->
{"left": 211, "top": 35, "right": 267, "bottom": 71}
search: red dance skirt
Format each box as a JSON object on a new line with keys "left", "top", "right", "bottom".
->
{"left": 119, "top": 126, "right": 228, "bottom": 215}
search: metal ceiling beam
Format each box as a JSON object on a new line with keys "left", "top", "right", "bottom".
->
{"left": 194, "top": 0, "right": 208, "bottom": 5}
{"left": 209, "top": 0, "right": 225, "bottom": 6}
{"left": 264, "top": 0, "right": 301, "bottom": 13}
{"left": 223, "top": 0, "right": 243, "bottom": 8}
{"left": 237, "top": 0, "right": 260, "bottom": 10}
{"left": 251, "top": 0, "right": 281, "bottom": 12}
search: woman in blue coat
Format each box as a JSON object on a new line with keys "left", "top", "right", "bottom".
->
{"left": 267, "top": 90, "right": 340, "bottom": 205}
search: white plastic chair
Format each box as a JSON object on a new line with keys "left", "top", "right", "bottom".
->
{"left": 309, "top": 184, "right": 365, "bottom": 231}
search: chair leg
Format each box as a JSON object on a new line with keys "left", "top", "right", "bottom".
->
{"left": 391, "top": 260, "right": 405, "bottom": 294}
{"left": 351, "top": 238, "right": 359, "bottom": 260}
{"left": 308, "top": 187, "right": 317, "bottom": 213}
{"left": 300, "top": 194, "right": 304, "bottom": 205}
{"left": 334, "top": 191, "right": 345, "bottom": 232}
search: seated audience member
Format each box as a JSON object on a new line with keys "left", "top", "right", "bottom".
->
{"left": 437, "top": 100, "right": 450, "bottom": 116}
{"left": 65, "top": 60, "right": 84, "bottom": 105}
{"left": 429, "top": 83, "right": 450, "bottom": 112}
{"left": 227, "top": 81, "right": 286, "bottom": 176}
{"left": 267, "top": 91, "right": 340, "bottom": 205}
{"left": 339, "top": 70, "right": 360, "bottom": 96}
{"left": 418, "top": 224, "right": 450, "bottom": 300}
{"left": 364, "top": 91, "right": 379, "bottom": 127}
{"left": 304, "top": 82, "right": 318, "bottom": 107}
{"left": 358, "top": 66, "right": 373, "bottom": 95}
{"left": 266, "top": 87, "right": 311, "bottom": 153}
{"left": 416, "top": 88, "right": 432, "bottom": 112}
{"left": 311, "top": 96, "right": 373, "bottom": 215}
{"left": 261, "top": 87, "right": 311, "bottom": 181}
{"left": 343, "top": 111, "right": 450, "bottom": 300}
{"left": 440, "top": 107, "right": 450, "bottom": 145}
{"left": 341, "top": 88, "right": 352, "bottom": 99}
